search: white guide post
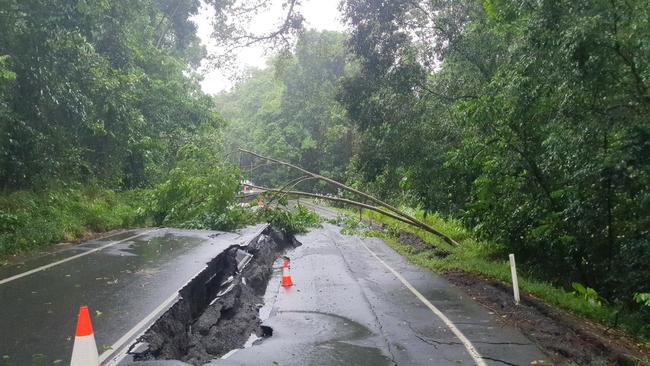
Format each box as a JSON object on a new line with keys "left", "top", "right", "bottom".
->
{"left": 509, "top": 254, "right": 520, "bottom": 305}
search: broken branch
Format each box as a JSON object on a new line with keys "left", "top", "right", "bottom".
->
{"left": 251, "top": 184, "right": 428, "bottom": 229}
{"left": 239, "top": 148, "right": 459, "bottom": 246}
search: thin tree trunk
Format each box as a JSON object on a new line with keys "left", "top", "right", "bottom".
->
{"left": 250, "top": 184, "right": 435, "bottom": 231}
{"left": 240, "top": 148, "right": 460, "bottom": 246}
{"left": 156, "top": 1, "right": 182, "bottom": 49}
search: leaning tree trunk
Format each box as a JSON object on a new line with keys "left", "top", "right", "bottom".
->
{"left": 239, "top": 148, "right": 460, "bottom": 246}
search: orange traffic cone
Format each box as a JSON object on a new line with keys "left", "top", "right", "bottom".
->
{"left": 70, "top": 306, "right": 99, "bottom": 366}
{"left": 281, "top": 257, "right": 293, "bottom": 287}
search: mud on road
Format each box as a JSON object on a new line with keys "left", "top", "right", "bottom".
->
{"left": 130, "top": 227, "right": 300, "bottom": 365}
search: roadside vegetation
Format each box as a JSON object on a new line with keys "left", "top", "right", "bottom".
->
{"left": 0, "top": 187, "right": 147, "bottom": 256}
{"left": 0, "top": 144, "right": 320, "bottom": 257}
{"left": 258, "top": 201, "right": 322, "bottom": 235}
{"left": 0, "top": 1, "right": 245, "bottom": 257}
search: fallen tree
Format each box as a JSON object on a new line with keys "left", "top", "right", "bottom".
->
{"left": 239, "top": 148, "right": 460, "bottom": 246}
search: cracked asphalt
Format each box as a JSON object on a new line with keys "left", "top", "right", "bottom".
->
{"left": 0, "top": 225, "right": 266, "bottom": 365}
{"left": 209, "top": 211, "right": 548, "bottom": 365}
{"left": 1, "top": 205, "right": 548, "bottom": 366}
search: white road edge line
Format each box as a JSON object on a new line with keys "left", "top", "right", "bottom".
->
{"left": 358, "top": 238, "right": 488, "bottom": 366}
{"left": 99, "top": 291, "right": 180, "bottom": 365}
{"left": 0, "top": 229, "right": 159, "bottom": 285}
{"left": 303, "top": 201, "right": 486, "bottom": 364}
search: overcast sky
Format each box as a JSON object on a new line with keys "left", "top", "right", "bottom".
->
{"left": 193, "top": 0, "right": 346, "bottom": 95}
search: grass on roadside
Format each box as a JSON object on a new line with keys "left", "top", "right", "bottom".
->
{"left": 331, "top": 204, "right": 650, "bottom": 341}
{"left": 0, "top": 186, "right": 148, "bottom": 258}
{"left": 0, "top": 185, "right": 323, "bottom": 261}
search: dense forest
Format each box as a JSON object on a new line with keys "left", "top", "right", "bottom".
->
{"left": 340, "top": 0, "right": 650, "bottom": 316}
{"left": 217, "top": 0, "right": 650, "bottom": 334}
{"left": 215, "top": 30, "right": 354, "bottom": 186}
{"left": 0, "top": 0, "right": 245, "bottom": 253}
{"left": 0, "top": 0, "right": 648, "bottom": 338}
{"left": 0, "top": 0, "right": 220, "bottom": 189}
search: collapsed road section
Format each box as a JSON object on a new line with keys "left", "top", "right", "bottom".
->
{"left": 125, "top": 226, "right": 300, "bottom": 365}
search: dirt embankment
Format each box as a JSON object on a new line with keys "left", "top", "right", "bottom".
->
{"left": 130, "top": 227, "right": 300, "bottom": 365}
{"left": 394, "top": 229, "right": 649, "bottom": 366}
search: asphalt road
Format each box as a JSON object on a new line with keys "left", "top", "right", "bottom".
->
{"left": 0, "top": 225, "right": 266, "bottom": 365}
{"left": 209, "top": 205, "right": 548, "bottom": 366}
{"left": 1, "top": 205, "right": 548, "bottom": 366}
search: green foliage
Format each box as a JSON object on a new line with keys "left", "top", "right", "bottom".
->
{"left": 0, "top": 0, "right": 240, "bottom": 256}
{"left": 634, "top": 293, "right": 650, "bottom": 308}
{"left": 0, "top": 186, "right": 147, "bottom": 256}
{"left": 146, "top": 140, "right": 243, "bottom": 229}
{"left": 258, "top": 204, "right": 321, "bottom": 235}
{"left": 339, "top": 0, "right": 650, "bottom": 315}
{"left": 572, "top": 282, "right": 602, "bottom": 307}
{"left": 185, "top": 207, "right": 257, "bottom": 232}
{"left": 0, "top": 0, "right": 215, "bottom": 190}
{"left": 327, "top": 215, "right": 364, "bottom": 235}
{"left": 216, "top": 30, "right": 355, "bottom": 189}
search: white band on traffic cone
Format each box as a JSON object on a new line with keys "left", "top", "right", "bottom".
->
{"left": 71, "top": 306, "right": 99, "bottom": 366}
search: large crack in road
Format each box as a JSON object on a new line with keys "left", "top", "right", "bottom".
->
{"left": 128, "top": 227, "right": 300, "bottom": 365}
{"left": 1, "top": 220, "right": 553, "bottom": 365}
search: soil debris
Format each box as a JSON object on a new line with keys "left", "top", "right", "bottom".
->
{"left": 390, "top": 227, "right": 649, "bottom": 365}
{"left": 444, "top": 271, "right": 649, "bottom": 366}
{"left": 397, "top": 230, "right": 450, "bottom": 258}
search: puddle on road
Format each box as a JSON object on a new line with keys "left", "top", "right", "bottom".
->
{"left": 102, "top": 234, "right": 205, "bottom": 259}
{"left": 276, "top": 310, "right": 373, "bottom": 341}
{"left": 268, "top": 311, "right": 393, "bottom": 366}
{"left": 307, "top": 340, "right": 393, "bottom": 366}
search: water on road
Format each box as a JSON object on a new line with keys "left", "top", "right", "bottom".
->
{"left": 210, "top": 216, "right": 547, "bottom": 365}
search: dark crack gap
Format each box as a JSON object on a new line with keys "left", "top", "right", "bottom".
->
{"left": 480, "top": 356, "right": 523, "bottom": 366}
{"left": 129, "top": 227, "right": 300, "bottom": 365}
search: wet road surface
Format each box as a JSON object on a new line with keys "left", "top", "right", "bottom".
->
{"left": 1, "top": 206, "right": 548, "bottom": 366}
{"left": 0, "top": 225, "right": 266, "bottom": 365}
{"left": 209, "top": 208, "right": 547, "bottom": 365}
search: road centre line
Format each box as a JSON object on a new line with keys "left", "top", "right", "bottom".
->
{"left": 357, "top": 237, "right": 488, "bottom": 366}
{"left": 0, "top": 229, "right": 158, "bottom": 285}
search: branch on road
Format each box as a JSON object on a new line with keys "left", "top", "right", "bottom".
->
{"left": 249, "top": 184, "right": 433, "bottom": 230}
{"left": 239, "top": 148, "right": 460, "bottom": 246}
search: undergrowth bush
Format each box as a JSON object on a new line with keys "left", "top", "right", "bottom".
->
{"left": 145, "top": 143, "right": 244, "bottom": 230}
{"left": 258, "top": 203, "right": 321, "bottom": 235}
{"left": 182, "top": 207, "right": 257, "bottom": 232}
{"left": 0, "top": 186, "right": 147, "bottom": 257}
